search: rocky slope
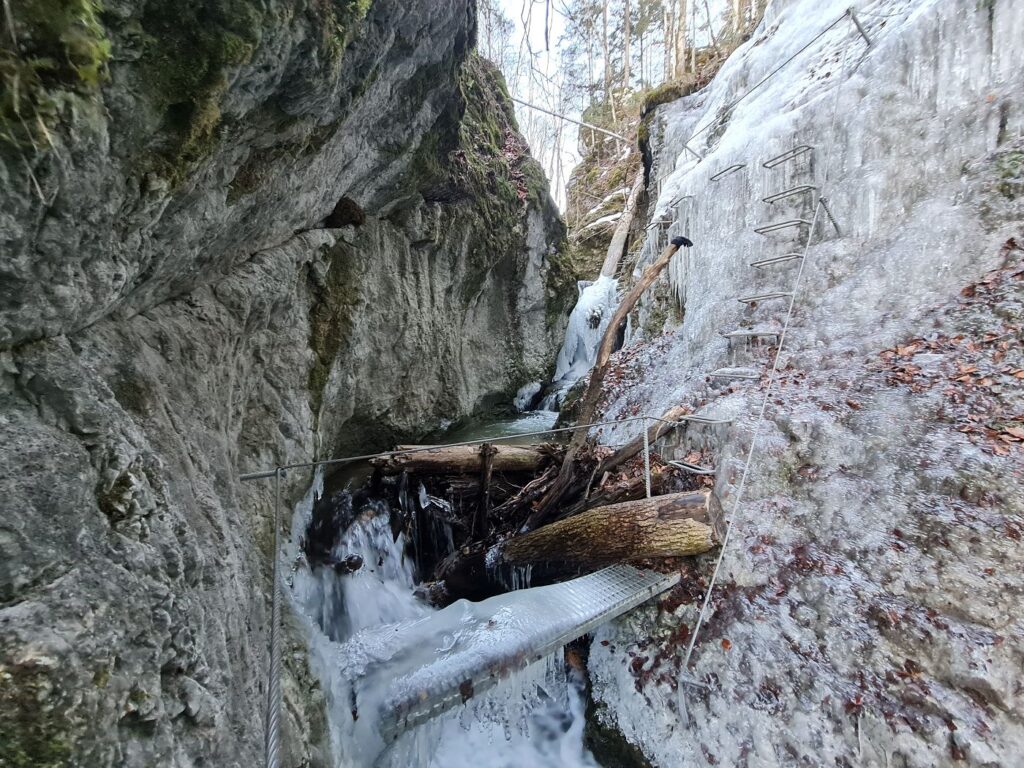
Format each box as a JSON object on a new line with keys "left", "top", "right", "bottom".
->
{"left": 0, "top": 2, "right": 569, "bottom": 765}
{"left": 584, "top": 0, "right": 1024, "bottom": 765}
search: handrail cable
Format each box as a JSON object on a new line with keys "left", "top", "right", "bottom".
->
{"left": 676, "top": 32, "right": 855, "bottom": 721}
{"left": 680, "top": 10, "right": 852, "bottom": 160}
{"left": 240, "top": 413, "right": 696, "bottom": 481}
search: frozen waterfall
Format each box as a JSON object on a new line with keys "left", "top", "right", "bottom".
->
{"left": 542, "top": 275, "right": 620, "bottom": 408}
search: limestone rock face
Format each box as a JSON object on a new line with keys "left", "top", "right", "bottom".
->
{"left": 0, "top": 1, "right": 566, "bottom": 765}
{"left": 587, "top": 0, "right": 1024, "bottom": 766}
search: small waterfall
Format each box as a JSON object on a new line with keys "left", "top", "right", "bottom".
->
{"left": 541, "top": 275, "right": 619, "bottom": 409}
{"left": 286, "top": 471, "right": 599, "bottom": 767}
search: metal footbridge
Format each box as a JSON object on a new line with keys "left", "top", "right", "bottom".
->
{"left": 349, "top": 565, "right": 680, "bottom": 741}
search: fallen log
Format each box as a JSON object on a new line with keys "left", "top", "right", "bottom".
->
{"left": 439, "top": 490, "right": 721, "bottom": 599}
{"left": 372, "top": 444, "right": 551, "bottom": 475}
{"left": 601, "top": 170, "right": 646, "bottom": 277}
{"left": 502, "top": 490, "right": 720, "bottom": 565}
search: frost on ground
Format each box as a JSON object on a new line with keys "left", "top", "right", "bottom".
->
{"left": 589, "top": 239, "right": 1024, "bottom": 767}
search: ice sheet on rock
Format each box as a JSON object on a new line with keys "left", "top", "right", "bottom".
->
{"left": 514, "top": 381, "right": 542, "bottom": 411}
{"left": 543, "top": 275, "right": 619, "bottom": 408}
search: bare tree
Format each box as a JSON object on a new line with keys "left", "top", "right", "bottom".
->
{"left": 662, "top": 2, "right": 674, "bottom": 84}
{"left": 674, "top": 0, "right": 688, "bottom": 79}
{"left": 622, "top": 0, "right": 631, "bottom": 92}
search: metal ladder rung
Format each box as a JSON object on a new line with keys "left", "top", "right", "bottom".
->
{"left": 709, "top": 163, "right": 745, "bottom": 182}
{"left": 669, "top": 460, "right": 716, "bottom": 476}
{"left": 721, "top": 329, "right": 781, "bottom": 340}
{"left": 762, "top": 145, "right": 814, "bottom": 169}
{"left": 708, "top": 367, "right": 760, "bottom": 380}
{"left": 737, "top": 292, "right": 792, "bottom": 304}
{"left": 750, "top": 252, "right": 804, "bottom": 268}
{"left": 669, "top": 194, "right": 694, "bottom": 207}
{"left": 753, "top": 219, "right": 812, "bottom": 235}
{"left": 676, "top": 414, "right": 733, "bottom": 425}
{"left": 762, "top": 185, "right": 817, "bottom": 204}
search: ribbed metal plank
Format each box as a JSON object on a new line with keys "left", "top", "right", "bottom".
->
{"left": 709, "top": 163, "right": 746, "bottom": 181}
{"left": 762, "top": 144, "right": 814, "bottom": 169}
{"left": 762, "top": 184, "right": 817, "bottom": 203}
{"left": 376, "top": 565, "right": 679, "bottom": 740}
{"left": 753, "top": 219, "right": 812, "bottom": 234}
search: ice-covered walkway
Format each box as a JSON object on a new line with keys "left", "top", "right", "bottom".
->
{"left": 336, "top": 565, "right": 678, "bottom": 745}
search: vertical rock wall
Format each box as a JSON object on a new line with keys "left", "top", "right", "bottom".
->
{"left": 0, "top": 2, "right": 568, "bottom": 765}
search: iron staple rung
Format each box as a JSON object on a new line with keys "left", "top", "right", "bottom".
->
{"left": 721, "top": 329, "right": 782, "bottom": 340}
{"left": 753, "top": 219, "right": 812, "bottom": 234}
{"left": 750, "top": 252, "right": 804, "bottom": 268}
{"left": 737, "top": 292, "right": 792, "bottom": 304}
{"left": 762, "top": 145, "right": 814, "bottom": 169}
{"left": 677, "top": 414, "right": 732, "bottom": 425}
{"left": 709, "top": 367, "right": 761, "bottom": 380}
{"left": 669, "top": 460, "right": 716, "bottom": 476}
{"left": 762, "top": 185, "right": 817, "bottom": 204}
{"left": 709, "top": 163, "right": 746, "bottom": 182}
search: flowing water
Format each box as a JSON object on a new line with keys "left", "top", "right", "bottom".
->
{"left": 286, "top": 469, "right": 600, "bottom": 767}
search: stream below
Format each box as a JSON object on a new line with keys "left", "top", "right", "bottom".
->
{"left": 286, "top": 454, "right": 600, "bottom": 767}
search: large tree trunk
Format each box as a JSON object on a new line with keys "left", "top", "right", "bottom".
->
{"left": 674, "top": 0, "right": 689, "bottom": 78}
{"left": 439, "top": 491, "right": 721, "bottom": 599}
{"left": 623, "top": 0, "right": 631, "bottom": 92}
{"left": 527, "top": 239, "right": 686, "bottom": 528}
{"left": 373, "top": 444, "right": 551, "bottom": 475}
{"left": 601, "top": 170, "right": 645, "bottom": 277}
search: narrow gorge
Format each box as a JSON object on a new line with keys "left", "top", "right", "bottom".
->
{"left": 2, "top": 1, "right": 1023, "bottom": 767}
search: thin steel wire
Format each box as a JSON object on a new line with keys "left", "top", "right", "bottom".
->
{"left": 239, "top": 414, "right": 703, "bottom": 481}
{"left": 682, "top": 11, "right": 852, "bottom": 154}
{"left": 265, "top": 468, "right": 283, "bottom": 768}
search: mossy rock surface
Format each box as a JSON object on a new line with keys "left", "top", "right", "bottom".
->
{"left": 0, "top": 0, "right": 111, "bottom": 148}
{"left": 0, "top": 661, "right": 77, "bottom": 768}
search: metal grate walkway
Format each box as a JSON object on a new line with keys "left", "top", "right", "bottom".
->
{"left": 371, "top": 565, "right": 679, "bottom": 741}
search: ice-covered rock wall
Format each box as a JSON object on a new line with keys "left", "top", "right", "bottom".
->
{"left": 587, "top": 0, "right": 1024, "bottom": 765}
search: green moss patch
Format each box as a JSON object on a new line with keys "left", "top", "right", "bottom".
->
{"left": 0, "top": 662, "right": 76, "bottom": 768}
{"left": 0, "top": 0, "right": 111, "bottom": 148}
{"left": 307, "top": 241, "right": 360, "bottom": 419}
